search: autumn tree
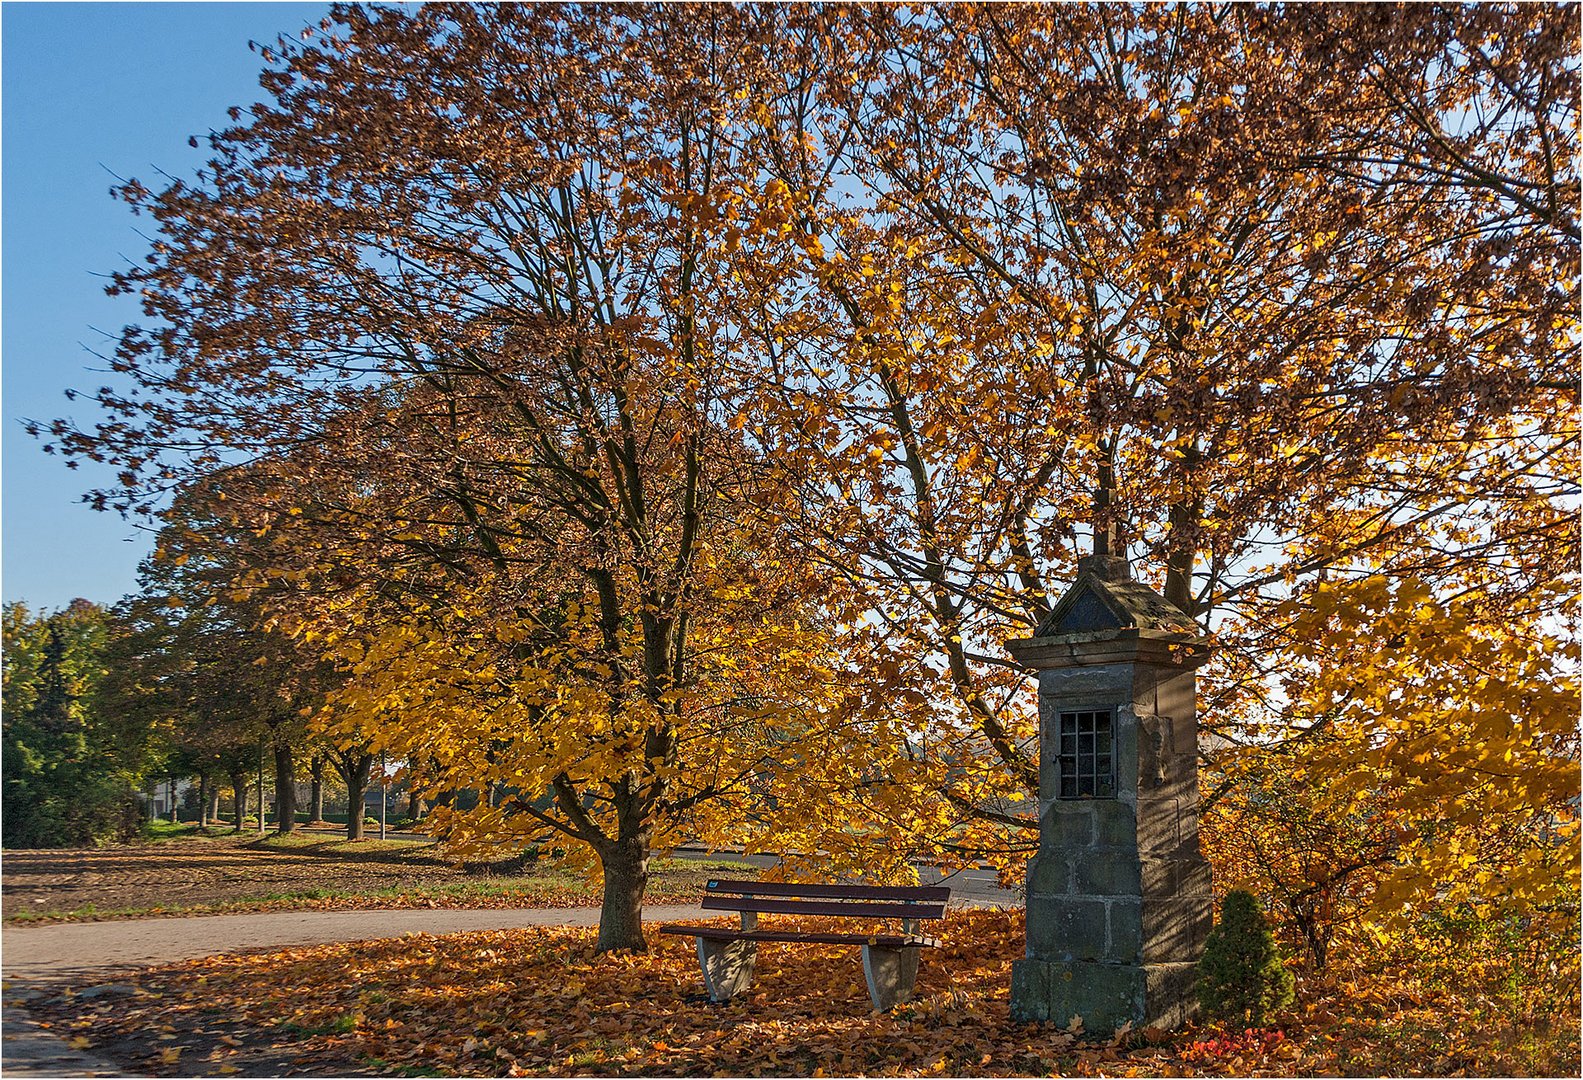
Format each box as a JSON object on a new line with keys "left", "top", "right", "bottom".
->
{"left": 1201, "top": 750, "right": 1403, "bottom": 972}
{"left": 1204, "top": 575, "right": 1580, "bottom": 970}
{"left": 48, "top": 3, "right": 885, "bottom": 951}
{"left": 118, "top": 472, "right": 354, "bottom": 837}
{"left": 41, "top": 2, "right": 1577, "bottom": 953}
{"left": 723, "top": 3, "right": 1578, "bottom": 899}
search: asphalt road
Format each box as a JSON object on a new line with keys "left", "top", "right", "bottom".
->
{"left": 0, "top": 904, "right": 710, "bottom": 987}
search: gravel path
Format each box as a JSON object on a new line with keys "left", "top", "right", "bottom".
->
{"left": 1, "top": 904, "right": 705, "bottom": 1077}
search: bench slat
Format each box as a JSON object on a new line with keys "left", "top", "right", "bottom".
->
{"left": 658, "top": 925, "right": 938, "bottom": 948}
{"left": 705, "top": 878, "right": 950, "bottom": 902}
{"left": 701, "top": 895, "right": 946, "bottom": 920}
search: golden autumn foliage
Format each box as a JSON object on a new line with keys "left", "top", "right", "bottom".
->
{"left": 40, "top": 0, "right": 1579, "bottom": 984}
{"left": 1203, "top": 575, "right": 1579, "bottom": 970}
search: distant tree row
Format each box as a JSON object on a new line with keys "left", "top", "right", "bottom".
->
{"left": 3, "top": 556, "right": 410, "bottom": 849}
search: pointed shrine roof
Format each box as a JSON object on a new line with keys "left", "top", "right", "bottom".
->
{"left": 1034, "top": 569, "right": 1200, "bottom": 638}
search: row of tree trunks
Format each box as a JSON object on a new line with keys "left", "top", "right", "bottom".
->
{"left": 207, "top": 754, "right": 415, "bottom": 836}
{"left": 191, "top": 772, "right": 224, "bottom": 827}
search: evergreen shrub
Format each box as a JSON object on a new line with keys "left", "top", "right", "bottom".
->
{"left": 1195, "top": 889, "right": 1295, "bottom": 1025}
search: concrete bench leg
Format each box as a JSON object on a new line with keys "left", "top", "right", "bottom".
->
{"left": 861, "top": 944, "right": 920, "bottom": 1011}
{"left": 696, "top": 937, "right": 758, "bottom": 1002}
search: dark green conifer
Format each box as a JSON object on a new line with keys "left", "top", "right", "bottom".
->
{"left": 1195, "top": 889, "right": 1295, "bottom": 1025}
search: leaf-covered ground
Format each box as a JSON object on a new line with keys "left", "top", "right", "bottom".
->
{"left": 25, "top": 908, "right": 1576, "bottom": 1077}
{"left": 1, "top": 831, "right": 746, "bottom": 922}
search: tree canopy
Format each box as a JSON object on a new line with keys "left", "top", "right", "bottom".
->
{"left": 36, "top": 2, "right": 1578, "bottom": 957}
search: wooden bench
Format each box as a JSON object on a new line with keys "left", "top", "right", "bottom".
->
{"left": 659, "top": 878, "right": 950, "bottom": 1011}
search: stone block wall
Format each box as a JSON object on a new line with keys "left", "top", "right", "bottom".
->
{"left": 1010, "top": 649, "right": 1212, "bottom": 1032}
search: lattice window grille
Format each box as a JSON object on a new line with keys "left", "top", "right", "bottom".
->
{"left": 1057, "top": 709, "right": 1115, "bottom": 798}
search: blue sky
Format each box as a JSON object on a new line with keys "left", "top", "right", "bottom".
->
{"left": 3, "top": 2, "right": 332, "bottom": 612}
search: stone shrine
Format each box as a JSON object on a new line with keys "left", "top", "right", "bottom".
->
{"left": 1006, "top": 554, "right": 1213, "bottom": 1032}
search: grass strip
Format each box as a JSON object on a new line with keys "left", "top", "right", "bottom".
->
{"left": 4, "top": 857, "right": 753, "bottom": 923}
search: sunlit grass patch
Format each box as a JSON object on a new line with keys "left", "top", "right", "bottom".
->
{"left": 252, "top": 833, "right": 430, "bottom": 855}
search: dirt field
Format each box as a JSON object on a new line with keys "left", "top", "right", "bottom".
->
{"left": 1, "top": 831, "right": 746, "bottom": 921}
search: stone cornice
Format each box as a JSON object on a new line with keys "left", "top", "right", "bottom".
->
{"left": 1006, "top": 627, "right": 1211, "bottom": 671}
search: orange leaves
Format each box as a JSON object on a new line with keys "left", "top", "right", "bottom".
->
{"left": 1254, "top": 575, "right": 1581, "bottom": 930}
{"left": 36, "top": 905, "right": 1576, "bottom": 1076}
{"left": 98, "top": 911, "right": 1045, "bottom": 1074}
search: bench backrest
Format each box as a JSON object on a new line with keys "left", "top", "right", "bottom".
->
{"left": 703, "top": 879, "right": 949, "bottom": 921}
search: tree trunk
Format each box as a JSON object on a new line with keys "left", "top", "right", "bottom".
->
{"left": 1164, "top": 498, "right": 1202, "bottom": 614}
{"left": 209, "top": 789, "right": 220, "bottom": 825}
{"left": 310, "top": 755, "right": 325, "bottom": 823}
{"left": 594, "top": 838, "right": 651, "bottom": 953}
{"left": 346, "top": 774, "right": 368, "bottom": 840}
{"left": 331, "top": 750, "right": 375, "bottom": 841}
{"left": 230, "top": 772, "right": 247, "bottom": 831}
{"left": 168, "top": 776, "right": 179, "bottom": 823}
{"left": 197, "top": 773, "right": 209, "bottom": 826}
{"left": 406, "top": 789, "right": 425, "bottom": 821}
{"left": 1289, "top": 900, "right": 1331, "bottom": 972}
{"left": 273, "top": 745, "right": 297, "bottom": 834}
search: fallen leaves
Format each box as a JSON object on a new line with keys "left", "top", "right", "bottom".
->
{"left": 26, "top": 907, "right": 1579, "bottom": 1077}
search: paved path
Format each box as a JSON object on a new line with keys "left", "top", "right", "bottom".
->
{"left": 1, "top": 904, "right": 706, "bottom": 986}
{"left": 2, "top": 904, "right": 705, "bottom": 1078}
